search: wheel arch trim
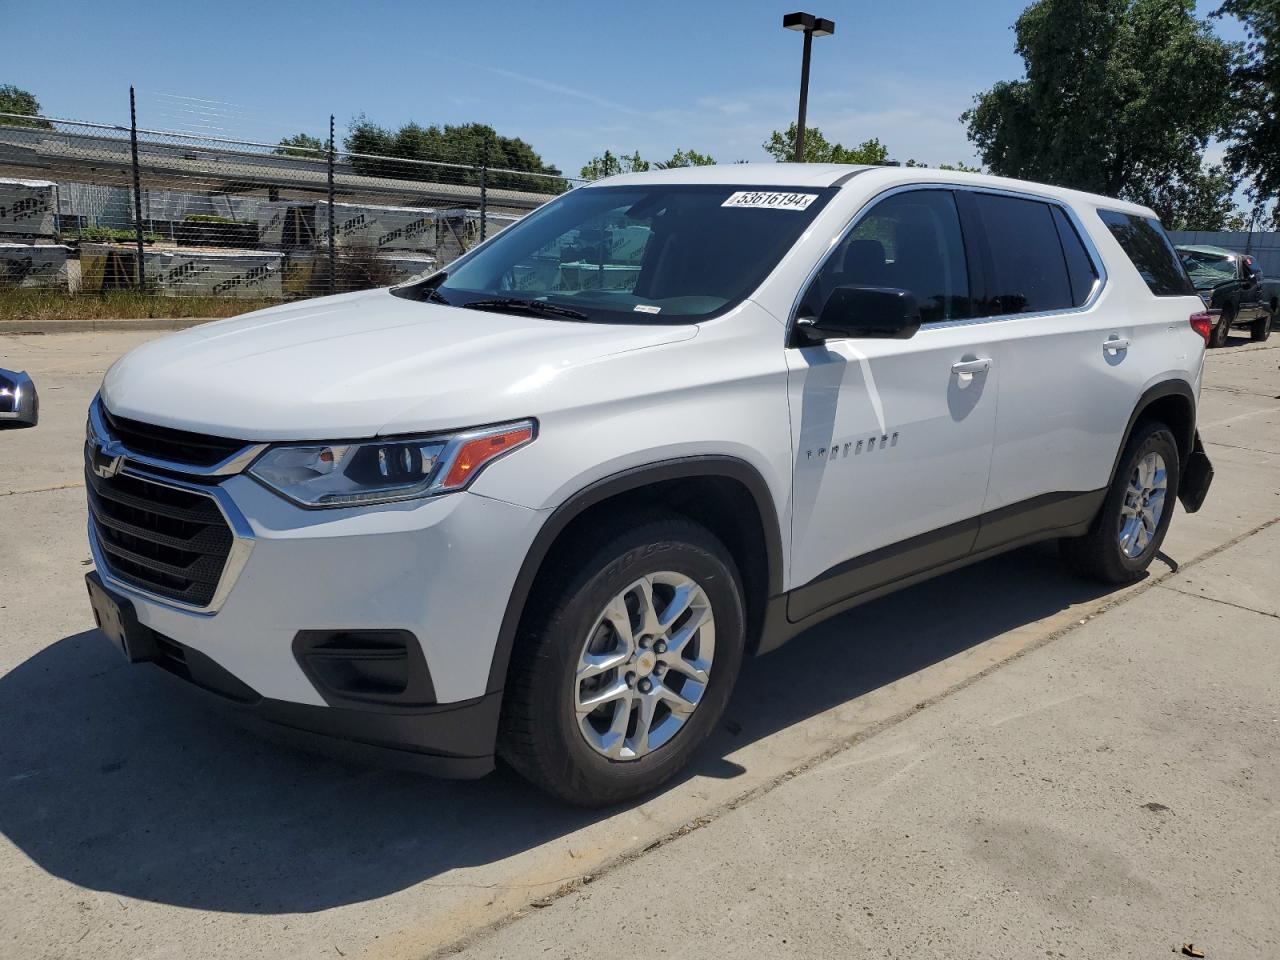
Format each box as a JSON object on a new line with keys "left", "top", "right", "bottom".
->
{"left": 485, "top": 455, "right": 785, "bottom": 693}
{"left": 1109, "top": 379, "right": 1197, "bottom": 490}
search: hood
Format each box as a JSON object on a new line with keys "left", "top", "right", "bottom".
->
{"left": 101, "top": 288, "right": 697, "bottom": 440}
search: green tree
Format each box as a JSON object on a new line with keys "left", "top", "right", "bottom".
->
{"left": 962, "top": 0, "right": 1235, "bottom": 224}
{"left": 580, "top": 147, "right": 718, "bottom": 178}
{"left": 1215, "top": 0, "right": 1280, "bottom": 227}
{"left": 658, "top": 148, "right": 717, "bottom": 168}
{"left": 1127, "top": 163, "right": 1242, "bottom": 230}
{"left": 905, "top": 159, "right": 984, "bottom": 172}
{"left": 273, "top": 132, "right": 326, "bottom": 157}
{"left": 763, "top": 124, "right": 889, "bottom": 164}
{"left": 579, "top": 150, "right": 649, "bottom": 179}
{"left": 345, "top": 118, "right": 564, "bottom": 194}
{"left": 0, "top": 84, "right": 53, "bottom": 129}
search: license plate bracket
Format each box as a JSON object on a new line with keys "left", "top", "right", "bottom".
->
{"left": 85, "top": 572, "right": 156, "bottom": 662}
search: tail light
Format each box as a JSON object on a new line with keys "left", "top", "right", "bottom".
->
{"left": 1190, "top": 312, "right": 1214, "bottom": 343}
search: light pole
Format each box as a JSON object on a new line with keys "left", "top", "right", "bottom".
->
{"left": 783, "top": 12, "right": 835, "bottom": 163}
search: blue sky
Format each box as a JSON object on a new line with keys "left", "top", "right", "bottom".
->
{"left": 4, "top": 0, "right": 1244, "bottom": 178}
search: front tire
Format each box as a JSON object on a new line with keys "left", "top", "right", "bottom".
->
{"left": 1210, "top": 307, "right": 1234, "bottom": 348}
{"left": 499, "top": 513, "right": 746, "bottom": 806}
{"left": 1061, "top": 421, "right": 1180, "bottom": 584}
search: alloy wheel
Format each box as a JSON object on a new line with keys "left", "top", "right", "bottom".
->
{"left": 574, "top": 572, "right": 715, "bottom": 760}
{"left": 1118, "top": 451, "right": 1167, "bottom": 559}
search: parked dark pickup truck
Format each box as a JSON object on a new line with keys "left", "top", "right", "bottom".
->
{"left": 1177, "top": 244, "right": 1275, "bottom": 347}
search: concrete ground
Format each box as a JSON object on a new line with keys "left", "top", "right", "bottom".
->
{"left": 0, "top": 329, "right": 1276, "bottom": 960}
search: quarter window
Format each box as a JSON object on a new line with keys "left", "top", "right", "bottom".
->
{"left": 799, "top": 189, "right": 971, "bottom": 325}
{"left": 1097, "top": 210, "right": 1196, "bottom": 297}
{"left": 970, "top": 193, "right": 1074, "bottom": 314}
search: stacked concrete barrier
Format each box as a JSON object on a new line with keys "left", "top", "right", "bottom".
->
{"left": 0, "top": 179, "right": 59, "bottom": 239}
{"left": 258, "top": 201, "right": 437, "bottom": 253}
{"left": 79, "top": 244, "right": 284, "bottom": 299}
{"left": 0, "top": 243, "right": 71, "bottom": 289}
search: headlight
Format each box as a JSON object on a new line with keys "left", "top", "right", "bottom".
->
{"left": 248, "top": 420, "right": 535, "bottom": 508}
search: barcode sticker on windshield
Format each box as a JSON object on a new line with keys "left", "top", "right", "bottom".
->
{"left": 633, "top": 304, "right": 662, "bottom": 314}
{"left": 722, "top": 191, "right": 818, "bottom": 211}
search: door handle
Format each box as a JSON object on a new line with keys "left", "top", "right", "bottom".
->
{"left": 1104, "top": 337, "right": 1130, "bottom": 354}
{"left": 951, "top": 357, "right": 991, "bottom": 385}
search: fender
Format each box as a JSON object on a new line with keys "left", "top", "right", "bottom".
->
{"left": 1107, "top": 379, "right": 1197, "bottom": 492}
{"left": 484, "top": 456, "right": 785, "bottom": 693}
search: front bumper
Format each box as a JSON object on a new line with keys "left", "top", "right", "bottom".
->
{"left": 87, "top": 463, "right": 544, "bottom": 773}
{"left": 89, "top": 570, "right": 501, "bottom": 775}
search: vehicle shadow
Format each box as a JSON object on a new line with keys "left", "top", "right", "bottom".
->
{"left": 0, "top": 542, "right": 1120, "bottom": 914}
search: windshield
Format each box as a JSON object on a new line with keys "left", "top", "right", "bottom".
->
{"left": 1179, "top": 249, "right": 1236, "bottom": 290}
{"left": 398, "top": 184, "right": 836, "bottom": 324}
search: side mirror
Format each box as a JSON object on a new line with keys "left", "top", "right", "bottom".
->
{"left": 795, "top": 286, "right": 921, "bottom": 344}
{"left": 0, "top": 368, "right": 39, "bottom": 429}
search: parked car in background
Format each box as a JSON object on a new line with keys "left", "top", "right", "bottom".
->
{"left": 1177, "top": 244, "right": 1273, "bottom": 346}
{"left": 0, "top": 368, "right": 39, "bottom": 429}
{"left": 1253, "top": 257, "right": 1280, "bottom": 326}
{"left": 84, "top": 164, "right": 1214, "bottom": 805}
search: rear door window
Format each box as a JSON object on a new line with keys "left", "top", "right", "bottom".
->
{"left": 969, "top": 193, "right": 1074, "bottom": 315}
{"left": 1097, "top": 210, "right": 1196, "bottom": 297}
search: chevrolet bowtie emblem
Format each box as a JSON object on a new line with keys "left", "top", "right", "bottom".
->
{"left": 89, "top": 439, "right": 125, "bottom": 479}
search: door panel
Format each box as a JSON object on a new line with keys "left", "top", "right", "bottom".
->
{"left": 957, "top": 192, "right": 1138, "bottom": 521}
{"left": 979, "top": 309, "right": 1140, "bottom": 513}
{"left": 785, "top": 324, "right": 998, "bottom": 615}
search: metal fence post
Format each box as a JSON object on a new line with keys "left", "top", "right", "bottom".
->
{"left": 129, "top": 86, "right": 147, "bottom": 290}
{"left": 479, "top": 141, "right": 489, "bottom": 243}
{"left": 327, "top": 114, "right": 337, "bottom": 295}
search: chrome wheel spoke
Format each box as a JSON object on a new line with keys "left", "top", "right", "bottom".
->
{"left": 1133, "top": 523, "right": 1150, "bottom": 553}
{"left": 667, "top": 604, "right": 712, "bottom": 657}
{"left": 600, "top": 595, "right": 636, "bottom": 654}
{"left": 657, "top": 683, "right": 700, "bottom": 717}
{"left": 577, "top": 679, "right": 631, "bottom": 715}
{"left": 632, "top": 693, "right": 658, "bottom": 754}
{"left": 632, "top": 577, "right": 663, "bottom": 638}
{"left": 1119, "top": 516, "right": 1142, "bottom": 555}
{"left": 657, "top": 578, "right": 698, "bottom": 631}
{"left": 601, "top": 697, "right": 635, "bottom": 759}
{"left": 577, "top": 649, "right": 629, "bottom": 680}
{"left": 663, "top": 655, "right": 710, "bottom": 685}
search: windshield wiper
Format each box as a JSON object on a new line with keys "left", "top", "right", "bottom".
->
{"left": 461, "top": 297, "right": 589, "bottom": 322}
{"left": 424, "top": 287, "right": 452, "bottom": 305}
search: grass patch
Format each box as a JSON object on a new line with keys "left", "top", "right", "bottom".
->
{"left": 0, "top": 288, "right": 284, "bottom": 322}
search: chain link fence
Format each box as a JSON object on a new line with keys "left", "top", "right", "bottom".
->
{"left": 0, "top": 102, "right": 581, "bottom": 305}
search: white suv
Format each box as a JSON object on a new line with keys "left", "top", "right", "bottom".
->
{"left": 84, "top": 164, "right": 1215, "bottom": 804}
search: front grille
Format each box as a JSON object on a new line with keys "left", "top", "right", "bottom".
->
{"left": 87, "top": 467, "right": 233, "bottom": 607}
{"left": 102, "top": 406, "right": 247, "bottom": 468}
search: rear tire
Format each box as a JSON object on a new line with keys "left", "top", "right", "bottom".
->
{"left": 1210, "top": 307, "right": 1234, "bottom": 348}
{"left": 1061, "top": 421, "right": 1180, "bottom": 584}
{"left": 499, "top": 512, "right": 746, "bottom": 806}
{"left": 1251, "top": 311, "right": 1272, "bottom": 342}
